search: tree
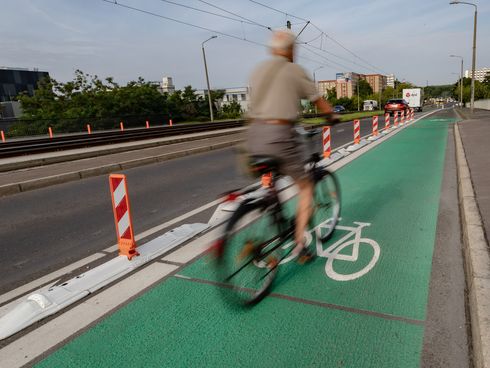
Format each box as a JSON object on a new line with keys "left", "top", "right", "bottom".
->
{"left": 357, "top": 79, "right": 373, "bottom": 99}
{"left": 219, "top": 100, "right": 242, "bottom": 119}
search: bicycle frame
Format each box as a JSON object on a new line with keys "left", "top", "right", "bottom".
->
{"left": 316, "top": 222, "right": 371, "bottom": 261}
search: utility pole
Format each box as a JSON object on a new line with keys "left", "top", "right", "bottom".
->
{"left": 450, "top": 55, "right": 464, "bottom": 106}
{"left": 202, "top": 36, "right": 217, "bottom": 121}
{"left": 450, "top": 1, "right": 478, "bottom": 114}
{"left": 357, "top": 80, "right": 360, "bottom": 111}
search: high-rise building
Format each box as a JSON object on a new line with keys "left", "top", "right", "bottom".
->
{"left": 464, "top": 67, "right": 490, "bottom": 82}
{"left": 0, "top": 67, "right": 49, "bottom": 102}
{"left": 336, "top": 72, "right": 362, "bottom": 98}
{"left": 317, "top": 80, "right": 337, "bottom": 97}
{"left": 364, "top": 74, "right": 387, "bottom": 93}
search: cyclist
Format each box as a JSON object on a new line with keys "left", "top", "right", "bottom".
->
{"left": 247, "top": 29, "right": 337, "bottom": 263}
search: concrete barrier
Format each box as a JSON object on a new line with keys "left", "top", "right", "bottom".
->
{"left": 465, "top": 99, "right": 490, "bottom": 110}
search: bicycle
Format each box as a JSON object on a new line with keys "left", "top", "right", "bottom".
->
{"left": 212, "top": 126, "right": 341, "bottom": 306}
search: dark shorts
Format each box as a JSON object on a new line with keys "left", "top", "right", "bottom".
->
{"left": 246, "top": 120, "right": 307, "bottom": 181}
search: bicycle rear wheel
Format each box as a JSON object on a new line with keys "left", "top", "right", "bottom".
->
{"left": 215, "top": 199, "right": 282, "bottom": 306}
{"left": 311, "top": 169, "right": 341, "bottom": 241}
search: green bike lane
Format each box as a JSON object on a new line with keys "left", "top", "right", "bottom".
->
{"left": 36, "top": 112, "right": 457, "bottom": 368}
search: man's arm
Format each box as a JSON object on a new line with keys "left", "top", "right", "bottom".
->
{"left": 314, "top": 97, "right": 333, "bottom": 115}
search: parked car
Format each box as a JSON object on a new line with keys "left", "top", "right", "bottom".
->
{"left": 333, "top": 105, "right": 346, "bottom": 113}
{"left": 384, "top": 99, "right": 409, "bottom": 115}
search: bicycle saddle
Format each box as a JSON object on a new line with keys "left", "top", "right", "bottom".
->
{"left": 248, "top": 155, "right": 281, "bottom": 175}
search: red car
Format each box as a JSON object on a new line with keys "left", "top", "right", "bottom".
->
{"left": 384, "top": 99, "right": 409, "bottom": 115}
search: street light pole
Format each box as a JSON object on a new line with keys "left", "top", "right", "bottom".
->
{"left": 450, "top": 55, "right": 464, "bottom": 106}
{"left": 450, "top": 1, "right": 478, "bottom": 114}
{"left": 202, "top": 36, "right": 217, "bottom": 121}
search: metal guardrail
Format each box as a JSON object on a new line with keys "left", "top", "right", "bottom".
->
{"left": 0, "top": 120, "right": 245, "bottom": 158}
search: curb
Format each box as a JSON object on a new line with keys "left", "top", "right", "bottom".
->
{"left": 0, "top": 139, "right": 243, "bottom": 197}
{"left": 0, "top": 128, "right": 245, "bottom": 173}
{"left": 454, "top": 123, "right": 490, "bottom": 368}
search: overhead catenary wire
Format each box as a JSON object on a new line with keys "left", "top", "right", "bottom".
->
{"left": 100, "top": 0, "right": 382, "bottom": 75}
{"left": 247, "top": 0, "right": 387, "bottom": 74}
{"left": 101, "top": 0, "right": 268, "bottom": 47}
{"left": 197, "top": 0, "right": 272, "bottom": 31}
{"left": 156, "top": 0, "right": 259, "bottom": 27}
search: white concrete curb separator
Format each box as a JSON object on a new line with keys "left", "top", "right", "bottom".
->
{"left": 454, "top": 123, "right": 490, "bottom": 368}
{"left": 0, "top": 110, "right": 438, "bottom": 341}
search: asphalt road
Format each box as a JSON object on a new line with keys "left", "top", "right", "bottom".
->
{"left": 0, "top": 109, "right": 434, "bottom": 292}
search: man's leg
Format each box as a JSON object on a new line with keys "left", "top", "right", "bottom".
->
{"left": 292, "top": 177, "right": 314, "bottom": 256}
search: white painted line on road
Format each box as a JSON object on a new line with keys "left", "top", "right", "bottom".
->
{"left": 103, "top": 198, "right": 222, "bottom": 253}
{"left": 0, "top": 253, "right": 106, "bottom": 307}
{"left": 0, "top": 262, "right": 178, "bottom": 368}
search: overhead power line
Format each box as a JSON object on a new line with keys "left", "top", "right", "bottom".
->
{"left": 247, "top": 0, "right": 387, "bottom": 74}
{"left": 156, "top": 0, "right": 259, "bottom": 26}
{"left": 198, "top": 0, "right": 272, "bottom": 31}
{"left": 101, "top": 0, "right": 267, "bottom": 47}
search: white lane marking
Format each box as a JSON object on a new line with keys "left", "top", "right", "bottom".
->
{"left": 113, "top": 180, "right": 126, "bottom": 207}
{"left": 104, "top": 198, "right": 222, "bottom": 252}
{"left": 0, "top": 262, "right": 178, "bottom": 368}
{"left": 337, "top": 129, "right": 345, "bottom": 133}
{"left": 0, "top": 253, "right": 106, "bottom": 307}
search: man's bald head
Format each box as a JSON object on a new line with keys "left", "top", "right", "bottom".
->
{"left": 269, "top": 29, "right": 296, "bottom": 61}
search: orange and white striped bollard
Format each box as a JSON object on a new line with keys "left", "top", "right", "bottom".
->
{"left": 87, "top": 124, "right": 91, "bottom": 134}
{"left": 353, "top": 119, "right": 360, "bottom": 144}
{"left": 48, "top": 126, "right": 53, "bottom": 138}
{"left": 384, "top": 113, "right": 390, "bottom": 131}
{"left": 1, "top": 130, "right": 5, "bottom": 143}
{"left": 120, "top": 121, "right": 124, "bottom": 131}
{"left": 372, "top": 115, "right": 379, "bottom": 136}
{"left": 109, "top": 174, "right": 139, "bottom": 260}
{"left": 322, "top": 126, "right": 331, "bottom": 158}
{"left": 146, "top": 120, "right": 150, "bottom": 129}
{"left": 394, "top": 112, "right": 399, "bottom": 127}
{"left": 169, "top": 119, "right": 173, "bottom": 126}
{"left": 400, "top": 110, "right": 405, "bottom": 125}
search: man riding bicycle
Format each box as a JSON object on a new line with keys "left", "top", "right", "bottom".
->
{"left": 247, "top": 29, "right": 337, "bottom": 263}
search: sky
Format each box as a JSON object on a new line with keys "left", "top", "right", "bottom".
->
{"left": 1, "top": 0, "right": 489, "bottom": 89}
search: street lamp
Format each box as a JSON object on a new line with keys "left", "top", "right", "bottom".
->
{"left": 450, "top": 55, "right": 464, "bottom": 107}
{"left": 202, "top": 35, "right": 217, "bottom": 121}
{"left": 449, "top": 1, "right": 477, "bottom": 114}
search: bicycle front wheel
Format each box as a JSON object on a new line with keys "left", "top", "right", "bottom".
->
{"left": 311, "top": 169, "right": 341, "bottom": 242}
{"left": 216, "top": 199, "right": 282, "bottom": 306}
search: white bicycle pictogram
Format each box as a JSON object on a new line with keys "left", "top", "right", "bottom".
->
{"left": 277, "top": 219, "right": 381, "bottom": 281}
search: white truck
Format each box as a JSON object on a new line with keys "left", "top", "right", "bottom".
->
{"left": 402, "top": 88, "right": 424, "bottom": 112}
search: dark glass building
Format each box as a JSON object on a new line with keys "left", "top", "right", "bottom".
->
{"left": 0, "top": 67, "right": 50, "bottom": 102}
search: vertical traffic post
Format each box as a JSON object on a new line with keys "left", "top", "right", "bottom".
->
{"left": 0, "top": 131, "right": 5, "bottom": 143}
{"left": 384, "top": 113, "right": 390, "bottom": 132}
{"left": 353, "top": 119, "right": 360, "bottom": 144}
{"left": 169, "top": 119, "right": 173, "bottom": 127}
{"left": 400, "top": 110, "right": 405, "bottom": 125}
{"left": 109, "top": 174, "right": 139, "bottom": 260}
{"left": 372, "top": 115, "right": 379, "bottom": 136}
{"left": 48, "top": 126, "right": 53, "bottom": 139}
{"left": 87, "top": 124, "right": 92, "bottom": 134}
{"left": 394, "top": 112, "right": 399, "bottom": 127}
{"left": 120, "top": 121, "right": 124, "bottom": 131}
{"left": 322, "top": 126, "right": 331, "bottom": 158}
{"left": 411, "top": 109, "right": 415, "bottom": 121}
{"left": 146, "top": 120, "right": 150, "bottom": 129}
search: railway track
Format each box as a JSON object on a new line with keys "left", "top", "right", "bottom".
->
{"left": 0, "top": 120, "right": 245, "bottom": 158}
